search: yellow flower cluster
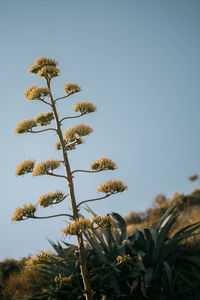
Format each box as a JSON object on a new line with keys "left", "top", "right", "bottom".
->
{"left": 189, "top": 174, "right": 199, "bottom": 182}
{"left": 33, "top": 159, "right": 61, "bottom": 176}
{"left": 34, "top": 111, "right": 54, "bottom": 126}
{"left": 116, "top": 255, "right": 131, "bottom": 264}
{"left": 28, "top": 250, "right": 53, "bottom": 267}
{"left": 38, "top": 190, "right": 65, "bottom": 207}
{"left": 62, "top": 215, "right": 114, "bottom": 236}
{"left": 90, "top": 158, "right": 117, "bottom": 171}
{"left": 97, "top": 180, "right": 127, "bottom": 194}
{"left": 63, "top": 83, "right": 81, "bottom": 95}
{"left": 29, "top": 57, "right": 60, "bottom": 79}
{"left": 73, "top": 102, "right": 96, "bottom": 114}
{"left": 24, "top": 86, "right": 50, "bottom": 100}
{"left": 92, "top": 215, "right": 113, "bottom": 230}
{"left": 55, "top": 124, "right": 93, "bottom": 152}
{"left": 54, "top": 274, "right": 74, "bottom": 288}
{"left": 64, "top": 124, "right": 93, "bottom": 142}
{"left": 15, "top": 119, "right": 37, "bottom": 134}
{"left": 15, "top": 159, "right": 35, "bottom": 176}
{"left": 62, "top": 218, "right": 93, "bottom": 236}
{"left": 12, "top": 204, "right": 36, "bottom": 221}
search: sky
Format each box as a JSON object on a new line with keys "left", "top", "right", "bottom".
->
{"left": 0, "top": 0, "right": 200, "bottom": 261}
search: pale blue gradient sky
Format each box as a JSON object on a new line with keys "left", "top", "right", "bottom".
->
{"left": 0, "top": 0, "right": 200, "bottom": 260}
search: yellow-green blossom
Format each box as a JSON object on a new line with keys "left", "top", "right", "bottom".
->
{"left": 15, "top": 159, "right": 35, "bottom": 176}
{"left": 97, "top": 180, "right": 127, "bottom": 194}
{"left": 63, "top": 83, "right": 81, "bottom": 95}
{"left": 38, "top": 65, "right": 60, "bottom": 79}
{"left": 29, "top": 57, "right": 58, "bottom": 75}
{"left": 92, "top": 215, "right": 113, "bottom": 230}
{"left": 38, "top": 190, "right": 65, "bottom": 207}
{"left": 90, "top": 158, "right": 117, "bottom": 171}
{"left": 62, "top": 218, "right": 93, "bottom": 236}
{"left": 116, "top": 255, "right": 131, "bottom": 264}
{"left": 28, "top": 250, "right": 54, "bottom": 267}
{"left": 12, "top": 204, "right": 36, "bottom": 221}
{"left": 24, "top": 86, "right": 50, "bottom": 100}
{"left": 64, "top": 124, "right": 93, "bottom": 142}
{"left": 33, "top": 159, "right": 61, "bottom": 176}
{"left": 73, "top": 102, "right": 96, "bottom": 114}
{"left": 35, "top": 111, "right": 54, "bottom": 126}
{"left": 189, "top": 174, "right": 199, "bottom": 182}
{"left": 15, "top": 119, "right": 37, "bottom": 134}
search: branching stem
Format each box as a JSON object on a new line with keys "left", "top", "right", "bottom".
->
{"left": 77, "top": 194, "right": 113, "bottom": 208}
{"left": 55, "top": 94, "right": 71, "bottom": 102}
{"left": 46, "top": 170, "right": 69, "bottom": 181}
{"left": 72, "top": 169, "right": 101, "bottom": 175}
{"left": 29, "top": 128, "right": 57, "bottom": 133}
{"left": 60, "top": 113, "right": 85, "bottom": 124}
{"left": 31, "top": 213, "right": 73, "bottom": 219}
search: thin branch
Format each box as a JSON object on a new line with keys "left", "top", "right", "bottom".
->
{"left": 60, "top": 113, "right": 86, "bottom": 124}
{"left": 38, "top": 98, "right": 53, "bottom": 107}
{"left": 55, "top": 94, "right": 71, "bottom": 102}
{"left": 64, "top": 140, "right": 78, "bottom": 151}
{"left": 28, "top": 128, "right": 57, "bottom": 134}
{"left": 72, "top": 169, "right": 101, "bottom": 175}
{"left": 46, "top": 170, "right": 68, "bottom": 181}
{"left": 77, "top": 194, "right": 113, "bottom": 208}
{"left": 30, "top": 213, "right": 73, "bottom": 219}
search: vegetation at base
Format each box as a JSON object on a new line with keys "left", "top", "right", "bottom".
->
{"left": 1, "top": 188, "right": 200, "bottom": 299}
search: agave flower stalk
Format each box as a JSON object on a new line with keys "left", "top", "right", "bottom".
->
{"left": 13, "top": 57, "right": 127, "bottom": 300}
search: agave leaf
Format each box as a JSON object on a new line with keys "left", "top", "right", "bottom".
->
{"left": 163, "top": 261, "right": 174, "bottom": 295}
{"left": 167, "top": 223, "right": 200, "bottom": 250}
{"left": 157, "top": 204, "right": 177, "bottom": 234}
{"left": 144, "top": 228, "right": 155, "bottom": 257}
{"left": 83, "top": 229, "right": 107, "bottom": 264}
{"left": 181, "top": 255, "right": 200, "bottom": 267}
{"left": 111, "top": 212, "right": 126, "bottom": 243}
{"left": 172, "top": 221, "right": 200, "bottom": 239}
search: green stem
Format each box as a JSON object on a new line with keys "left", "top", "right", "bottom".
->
{"left": 46, "top": 79, "right": 93, "bottom": 300}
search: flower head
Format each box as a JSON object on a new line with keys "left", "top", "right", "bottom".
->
{"left": 73, "top": 102, "right": 96, "bottom": 114}
{"left": 35, "top": 111, "right": 54, "bottom": 126}
{"left": 29, "top": 57, "right": 60, "bottom": 79}
{"left": 92, "top": 215, "right": 113, "bottom": 230}
{"left": 33, "top": 159, "right": 61, "bottom": 176}
{"left": 63, "top": 83, "right": 81, "bottom": 95}
{"left": 28, "top": 250, "right": 53, "bottom": 267}
{"left": 90, "top": 158, "right": 117, "bottom": 171}
{"left": 15, "top": 159, "right": 35, "bottom": 176}
{"left": 189, "top": 174, "right": 199, "bottom": 182}
{"left": 97, "top": 180, "right": 127, "bottom": 194}
{"left": 62, "top": 218, "right": 93, "bottom": 236}
{"left": 12, "top": 204, "right": 36, "bottom": 221}
{"left": 38, "top": 65, "right": 60, "bottom": 79}
{"left": 15, "top": 119, "right": 37, "bottom": 134}
{"left": 64, "top": 124, "right": 93, "bottom": 142}
{"left": 38, "top": 190, "right": 65, "bottom": 207}
{"left": 24, "top": 86, "right": 50, "bottom": 100}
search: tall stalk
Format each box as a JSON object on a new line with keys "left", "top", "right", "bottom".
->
{"left": 47, "top": 80, "right": 93, "bottom": 300}
{"left": 13, "top": 57, "right": 127, "bottom": 300}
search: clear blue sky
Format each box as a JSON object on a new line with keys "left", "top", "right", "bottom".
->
{"left": 1, "top": 0, "right": 200, "bottom": 260}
